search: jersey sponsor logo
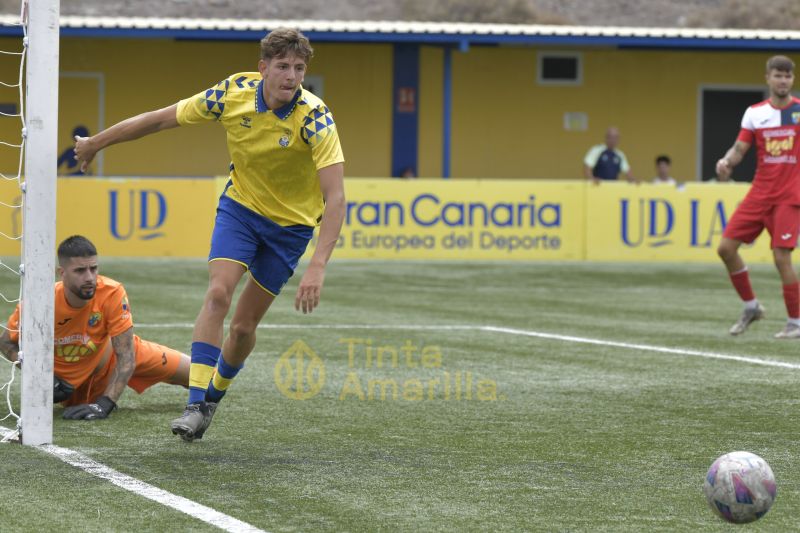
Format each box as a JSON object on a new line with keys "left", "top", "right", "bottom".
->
{"left": 762, "top": 128, "right": 795, "bottom": 138}
{"left": 782, "top": 233, "right": 793, "bottom": 240}
{"left": 56, "top": 340, "right": 98, "bottom": 362}
{"left": 57, "top": 318, "right": 72, "bottom": 326}
{"left": 764, "top": 131, "right": 795, "bottom": 157}
{"left": 764, "top": 155, "right": 798, "bottom": 164}
{"left": 121, "top": 297, "right": 131, "bottom": 320}
{"left": 56, "top": 333, "right": 90, "bottom": 345}
{"left": 88, "top": 312, "right": 102, "bottom": 327}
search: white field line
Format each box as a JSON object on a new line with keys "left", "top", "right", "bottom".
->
{"left": 137, "top": 323, "right": 477, "bottom": 330}
{"left": 481, "top": 325, "right": 800, "bottom": 370}
{"left": 136, "top": 322, "right": 800, "bottom": 370}
{"left": 0, "top": 427, "right": 266, "bottom": 533}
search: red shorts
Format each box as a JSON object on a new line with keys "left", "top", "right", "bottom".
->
{"left": 65, "top": 335, "right": 184, "bottom": 406}
{"left": 723, "top": 198, "right": 800, "bottom": 249}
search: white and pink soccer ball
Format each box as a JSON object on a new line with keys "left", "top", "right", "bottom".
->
{"left": 703, "top": 451, "right": 777, "bottom": 524}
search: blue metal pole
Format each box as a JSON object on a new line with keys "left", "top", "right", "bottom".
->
{"left": 442, "top": 46, "right": 452, "bottom": 178}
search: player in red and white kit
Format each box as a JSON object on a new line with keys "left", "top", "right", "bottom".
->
{"left": 716, "top": 55, "right": 800, "bottom": 338}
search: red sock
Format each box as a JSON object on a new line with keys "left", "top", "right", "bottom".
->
{"left": 729, "top": 270, "right": 755, "bottom": 302}
{"left": 783, "top": 282, "right": 800, "bottom": 319}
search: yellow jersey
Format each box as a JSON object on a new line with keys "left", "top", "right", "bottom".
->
{"left": 177, "top": 72, "right": 344, "bottom": 227}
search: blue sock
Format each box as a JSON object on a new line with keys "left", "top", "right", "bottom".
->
{"left": 188, "top": 342, "right": 221, "bottom": 405}
{"left": 205, "top": 354, "right": 243, "bottom": 403}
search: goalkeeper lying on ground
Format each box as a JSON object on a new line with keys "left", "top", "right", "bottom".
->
{"left": 0, "top": 235, "right": 190, "bottom": 420}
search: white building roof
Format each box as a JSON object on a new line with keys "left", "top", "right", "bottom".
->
{"left": 1, "top": 15, "right": 799, "bottom": 48}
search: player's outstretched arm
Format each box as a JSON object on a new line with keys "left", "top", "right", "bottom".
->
{"left": 0, "top": 329, "right": 19, "bottom": 363}
{"left": 63, "top": 327, "right": 135, "bottom": 421}
{"left": 295, "top": 163, "right": 345, "bottom": 314}
{"left": 74, "top": 104, "right": 180, "bottom": 173}
{"left": 716, "top": 140, "right": 751, "bottom": 180}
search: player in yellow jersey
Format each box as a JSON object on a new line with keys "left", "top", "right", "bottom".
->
{"left": 0, "top": 236, "right": 190, "bottom": 420}
{"left": 73, "top": 28, "right": 346, "bottom": 441}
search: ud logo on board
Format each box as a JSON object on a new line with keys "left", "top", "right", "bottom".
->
{"left": 619, "top": 198, "right": 675, "bottom": 247}
{"left": 109, "top": 189, "right": 168, "bottom": 240}
{"left": 689, "top": 199, "right": 729, "bottom": 248}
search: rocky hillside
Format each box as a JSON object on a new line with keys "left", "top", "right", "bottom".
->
{"left": 0, "top": 0, "right": 797, "bottom": 30}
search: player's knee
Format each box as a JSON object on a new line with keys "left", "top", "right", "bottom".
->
{"left": 773, "top": 248, "right": 792, "bottom": 266}
{"left": 717, "top": 242, "right": 734, "bottom": 260}
{"left": 229, "top": 319, "right": 257, "bottom": 342}
{"left": 204, "top": 285, "right": 234, "bottom": 315}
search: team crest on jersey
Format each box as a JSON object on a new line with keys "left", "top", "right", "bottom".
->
{"left": 279, "top": 135, "right": 290, "bottom": 147}
{"left": 792, "top": 112, "right": 800, "bottom": 125}
{"left": 88, "top": 312, "right": 102, "bottom": 327}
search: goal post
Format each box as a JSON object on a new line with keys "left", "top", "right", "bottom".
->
{"left": 20, "top": 0, "right": 59, "bottom": 446}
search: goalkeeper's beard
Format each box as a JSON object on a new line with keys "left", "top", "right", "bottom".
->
{"left": 76, "top": 284, "right": 95, "bottom": 300}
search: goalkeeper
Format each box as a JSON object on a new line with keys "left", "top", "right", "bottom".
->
{"left": 0, "top": 235, "right": 190, "bottom": 420}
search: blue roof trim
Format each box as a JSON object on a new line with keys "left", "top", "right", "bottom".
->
{"left": 2, "top": 25, "right": 800, "bottom": 50}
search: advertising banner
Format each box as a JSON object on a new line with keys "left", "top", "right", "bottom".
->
{"left": 309, "top": 179, "right": 585, "bottom": 260}
{"left": 0, "top": 177, "right": 218, "bottom": 257}
{"left": 584, "top": 182, "right": 769, "bottom": 263}
{"left": 0, "top": 177, "right": 771, "bottom": 264}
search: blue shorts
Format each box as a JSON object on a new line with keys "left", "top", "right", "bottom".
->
{"left": 209, "top": 195, "right": 314, "bottom": 295}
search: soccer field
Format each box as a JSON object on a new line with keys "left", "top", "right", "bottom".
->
{"left": 1, "top": 259, "right": 798, "bottom": 531}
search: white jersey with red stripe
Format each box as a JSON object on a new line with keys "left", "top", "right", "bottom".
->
{"left": 737, "top": 96, "right": 800, "bottom": 205}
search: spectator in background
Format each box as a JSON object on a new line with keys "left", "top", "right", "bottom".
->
{"left": 583, "top": 126, "right": 636, "bottom": 183}
{"left": 57, "top": 125, "right": 90, "bottom": 175}
{"left": 397, "top": 166, "right": 417, "bottom": 179}
{"left": 652, "top": 155, "right": 677, "bottom": 185}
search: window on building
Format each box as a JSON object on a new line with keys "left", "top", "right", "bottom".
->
{"left": 537, "top": 52, "right": 582, "bottom": 86}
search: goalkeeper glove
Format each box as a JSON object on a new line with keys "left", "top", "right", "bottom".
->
{"left": 53, "top": 375, "right": 75, "bottom": 403}
{"left": 62, "top": 396, "right": 116, "bottom": 420}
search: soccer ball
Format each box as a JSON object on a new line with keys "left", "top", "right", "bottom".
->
{"left": 703, "top": 451, "right": 777, "bottom": 524}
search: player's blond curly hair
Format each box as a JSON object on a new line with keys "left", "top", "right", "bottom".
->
{"left": 260, "top": 28, "right": 314, "bottom": 64}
